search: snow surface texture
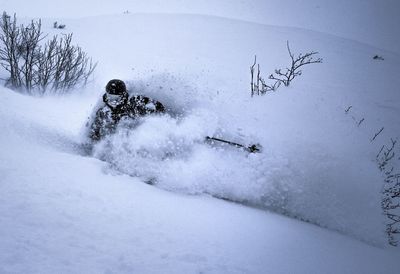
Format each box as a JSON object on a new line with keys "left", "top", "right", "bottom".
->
{"left": 70, "top": 13, "right": 399, "bottom": 246}
{"left": 93, "top": 72, "right": 390, "bottom": 246}
{"left": 1, "top": 87, "right": 399, "bottom": 274}
{"left": 1, "top": 0, "right": 399, "bottom": 54}
{"left": 1, "top": 0, "right": 400, "bottom": 273}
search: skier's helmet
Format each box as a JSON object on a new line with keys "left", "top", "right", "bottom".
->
{"left": 106, "top": 79, "right": 127, "bottom": 95}
{"left": 103, "top": 79, "right": 128, "bottom": 109}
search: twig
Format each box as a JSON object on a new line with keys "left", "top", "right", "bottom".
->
{"left": 371, "top": 127, "right": 384, "bottom": 142}
{"left": 250, "top": 55, "right": 256, "bottom": 97}
{"left": 357, "top": 118, "right": 365, "bottom": 127}
{"left": 345, "top": 106, "right": 352, "bottom": 114}
{"left": 377, "top": 145, "right": 385, "bottom": 159}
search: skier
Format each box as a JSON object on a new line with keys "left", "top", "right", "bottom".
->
{"left": 88, "top": 79, "right": 165, "bottom": 141}
{"left": 87, "top": 79, "right": 260, "bottom": 153}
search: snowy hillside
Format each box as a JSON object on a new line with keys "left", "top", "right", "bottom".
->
{"left": 1, "top": 87, "right": 399, "bottom": 274}
{"left": 2, "top": 0, "right": 399, "bottom": 53}
{"left": 1, "top": 1, "right": 400, "bottom": 273}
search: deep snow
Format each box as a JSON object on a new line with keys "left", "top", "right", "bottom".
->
{"left": 1, "top": 1, "right": 400, "bottom": 273}
{"left": 69, "top": 12, "right": 399, "bottom": 245}
{"left": 1, "top": 0, "right": 399, "bottom": 54}
{"left": 0, "top": 87, "right": 399, "bottom": 274}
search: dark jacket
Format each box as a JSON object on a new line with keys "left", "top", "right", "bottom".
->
{"left": 88, "top": 95, "right": 165, "bottom": 141}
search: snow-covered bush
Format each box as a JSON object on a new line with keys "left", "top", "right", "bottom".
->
{"left": 0, "top": 12, "right": 96, "bottom": 94}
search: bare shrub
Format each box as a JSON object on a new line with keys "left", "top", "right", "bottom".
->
{"left": 345, "top": 106, "right": 400, "bottom": 246}
{"left": 251, "top": 41, "right": 322, "bottom": 96}
{"left": 250, "top": 55, "right": 280, "bottom": 96}
{"left": 0, "top": 12, "right": 96, "bottom": 94}
{"left": 269, "top": 41, "right": 322, "bottom": 87}
{"left": 377, "top": 138, "right": 400, "bottom": 246}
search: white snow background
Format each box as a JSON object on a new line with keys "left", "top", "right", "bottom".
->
{"left": 0, "top": 0, "right": 399, "bottom": 273}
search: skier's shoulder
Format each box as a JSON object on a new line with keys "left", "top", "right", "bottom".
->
{"left": 129, "top": 94, "right": 165, "bottom": 113}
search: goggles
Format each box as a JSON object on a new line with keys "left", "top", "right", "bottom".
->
{"left": 104, "top": 93, "right": 127, "bottom": 108}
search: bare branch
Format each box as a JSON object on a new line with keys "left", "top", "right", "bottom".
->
{"left": 371, "top": 127, "right": 384, "bottom": 142}
{"left": 250, "top": 55, "right": 256, "bottom": 97}
{"left": 345, "top": 105, "right": 352, "bottom": 114}
{"left": 250, "top": 42, "right": 322, "bottom": 96}
{"left": 357, "top": 118, "right": 365, "bottom": 127}
{"left": 0, "top": 12, "right": 96, "bottom": 94}
{"left": 270, "top": 41, "right": 322, "bottom": 87}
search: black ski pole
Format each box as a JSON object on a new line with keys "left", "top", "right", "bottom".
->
{"left": 205, "top": 136, "right": 261, "bottom": 153}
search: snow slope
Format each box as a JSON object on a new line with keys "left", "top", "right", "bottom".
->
{"left": 59, "top": 12, "right": 398, "bottom": 245}
{"left": 0, "top": 86, "right": 399, "bottom": 274}
{"left": 0, "top": 2, "right": 400, "bottom": 273}
{"left": 1, "top": 0, "right": 399, "bottom": 53}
